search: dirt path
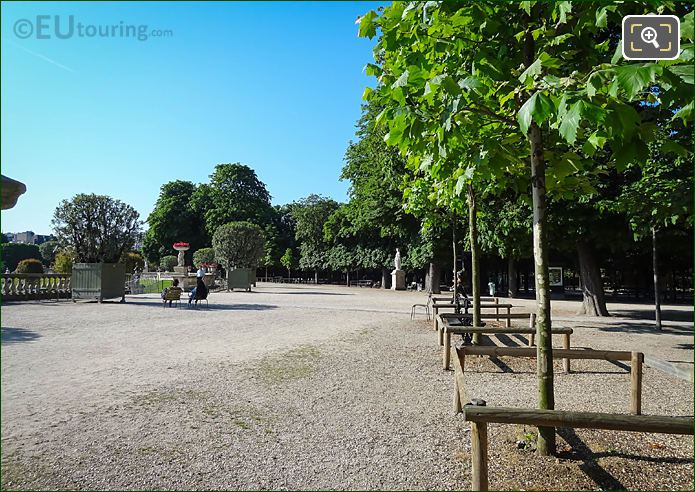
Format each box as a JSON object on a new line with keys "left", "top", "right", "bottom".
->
{"left": 1, "top": 284, "right": 692, "bottom": 490}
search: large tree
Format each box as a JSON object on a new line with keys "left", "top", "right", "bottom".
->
{"left": 204, "top": 163, "right": 274, "bottom": 236}
{"left": 52, "top": 194, "right": 141, "bottom": 263}
{"left": 292, "top": 194, "right": 339, "bottom": 283}
{"left": 360, "top": 2, "right": 693, "bottom": 455}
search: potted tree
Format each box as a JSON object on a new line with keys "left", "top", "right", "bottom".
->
{"left": 212, "top": 221, "right": 264, "bottom": 291}
{"left": 52, "top": 193, "right": 141, "bottom": 303}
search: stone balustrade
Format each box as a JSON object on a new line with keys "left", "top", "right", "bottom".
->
{"left": 1, "top": 273, "right": 72, "bottom": 301}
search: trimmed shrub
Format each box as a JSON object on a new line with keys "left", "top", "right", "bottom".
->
{"left": 160, "top": 255, "right": 178, "bottom": 272}
{"left": 193, "top": 247, "right": 216, "bottom": 267}
{"left": 213, "top": 222, "right": 265, "bottom": 269}
{"left": 16, "top": 258, "right": 44, "bottom": 274}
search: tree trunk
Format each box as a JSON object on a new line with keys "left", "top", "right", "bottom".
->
{"left": 314, "top": 269, "right": 318, "bottom": 285}
{"left": 576, "top": 241, "right": 610, "bottom": 316}
{"left": 426, "top": 262, "right": 441, "bottom": 294}
{"left": 653, "top": 227, "right": 662, "bottom": 330}
{"left": 346, "top": 270, "right": 350, "bottom": 287}
{"left": 507, "top": 258, "right": 518, "bottom": 298}
{"left": 453, "top": 213, "right": 458, "bottom": 301}
{"left": 381, "top": 268, "right": 388, "bottom": 289}
{"left": 524, "top": 24, "right": 555, "bottom": 456}
{"left": 468, "top": 185, "right": 481, "bottom": 344}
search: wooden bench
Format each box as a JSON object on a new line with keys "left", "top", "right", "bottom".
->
{"left": 440, "top": 313, "right": 574, "bottom": 371}
{"left": 162, "top": 287, "right": 182, "bottom": 308}
{"left": 453, "top": 347, "right": 642, "bottom": 415}
{"left": 461, "top": 401, "right": 693, "bottom": 491}
{"left": 431, "top": 302, "right": 515, "bottom": 331}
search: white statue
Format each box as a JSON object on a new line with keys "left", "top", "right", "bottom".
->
{"left": 394, "top": 248, "right": 402, "bottom": 271}
{"left": 177, "top": 250, "right": 185, "bottom": 267}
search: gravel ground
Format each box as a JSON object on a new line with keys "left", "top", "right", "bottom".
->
{"left": 1, "top": 284, "right": 692, "bottom": 490}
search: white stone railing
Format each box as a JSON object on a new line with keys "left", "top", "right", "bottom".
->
{"left": 1, "top": 273, "right": 72, "bottom": 300}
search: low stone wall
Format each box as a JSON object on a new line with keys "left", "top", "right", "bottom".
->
{"left": 1, "top": 273, "right": 72, "bottom": 301}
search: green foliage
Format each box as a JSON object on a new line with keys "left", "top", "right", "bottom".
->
{"left": 280, "top": 248, "right": 295, "bottom": 275}
{"left": 212, "top": 221, "right": 265, "bottom": 269}
{"left": 204, "top": 164, "right": 274, "bottom": 236}
{"left": 38, "top": 240, "right": 60, "bottom": 266}
{"left": 260, "top": 225, "right": 281, "bottom": 269}
{"left": 192, "top": 247, "right": 216, "bottom": 267}
{"left": 325, "top": 244, "right": 356, "bottom": 273}
{"left": 52, "top": 193, "right": 141, "bottom": 263}
{"left": 143, "top": 180, "right": 208, "bottom": 265}
{"left": 120, "top": 251, "right": 145, "bottom": 272}
{"left": 292, "top": 195, "right": 339, "bottom": 272}
{"left": 53, "top": 249, "right": 74, "bottom": 274}
{"left": 160, "top": 255, "right": 178, "bottom": 272}
{"left": 1, "top": 243, "right": 41, "bottom": 272}
{"left": 15, "top": 258, "right": 44, "bottom": 274}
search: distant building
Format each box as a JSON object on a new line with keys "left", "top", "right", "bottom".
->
{"left": 34, "top": 234, "right": 56, "bottom": 245}
{"left": 3, "top": 231, "right": 56, "bottom": 245}
{"left": 14, "top": 231, "right": 35, "bottom": 244}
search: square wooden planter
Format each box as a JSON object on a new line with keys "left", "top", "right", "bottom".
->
{"left": 72, "top": 263, "right": 126, "bottom": 302}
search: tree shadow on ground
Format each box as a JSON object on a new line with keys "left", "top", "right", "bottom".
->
{"left": 271, "top": 291, "right": 353, "bottom": 296}
{"left": 675, "top": 343, "right": 694, "bottom": 350}
{"left": 556, "top": 427, "right": 691, "bottom": 490}
{"left": 609, "top": 309, "right": 693, "bottom": 323}
{"left": 1, "top": 327, "right": 41, "bottom": 345}
{"left": 557, "top": 427, "right": 626, "bottom": 490}
{"left": 124, "top": 300, "right": 278, "bottom": 311}
{"left": 590, "top": 323, "right": 693, "bottom": 336}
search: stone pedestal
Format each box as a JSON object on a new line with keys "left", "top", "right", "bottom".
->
{"left": 173, "top": 266, "right": 187, "bottom": 274}
{"left": 391, "top": 269, "right": 406, "bottom": 291}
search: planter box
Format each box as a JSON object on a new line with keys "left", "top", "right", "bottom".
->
{"left": 227, "top": 268, "right": 256, "bottom": 291}
{"left": 72, "top": 263, "right": 126, "bottom": 302}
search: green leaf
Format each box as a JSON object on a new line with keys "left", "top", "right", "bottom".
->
{"left": 557, "top": 1, "right": 572, "bottom": 24}
{"left": 362, "top": 87, "right": 373, "bottom": 100}
{"left": 673, "top": 100, "right": 693, "bottom": 122}
{"left": 682, "top": 11, "right": 693, "bottom": 42}
{"left": 519, "top": 57, "right": 542, "bottom": 86}
{"left": 559, "top": 101, "right": 582, "bottom": 144}
{"left": 520, "top": 1, "right": 533, "bottom": 15}
{"left": 459, "top": 76, "right": 483, "bottom": 90}
{"left": 595, "top": 6, "right": 607, "bottom": 28}
{"left": 392, "top": 70, "right": 409, "bottom": 89}
{"left": 517, "top": 92, "right": 554, "bottom": 134}
{"left": 661, "top": 140, "right": 689, "bottom": 156}
{"left": 611, "top": 41, "right": 622, "bottom": 65}
{"left": 615, "top": 64, "right": 662, "bottom": 99}
{"left": 358, "top": 10, "right": 377, "bottom": 39}
{"left": 440, "top": 76, "right": 461, "bottom": 95}
{"left": 667, "top": 65, "right": 694, "bottom": 85}
{"left": 365, "top": 63, "right": 382, "bottom": 77}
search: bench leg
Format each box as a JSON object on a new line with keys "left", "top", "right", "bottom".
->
{"left": 432, "top": 308, "right": 438, "bottom": 331}
{"left": 453, "top": 377, "right": 462, "bottom": 413}
{"left": 438, "top": 324, "right": 444, "bottom": 346}
{"left": 563, "top": 333, "right": 571, "bottom": 373}
{"left": 506, "top": 306, "right": 511, "bottom": 327}
{"left": 443, "top": 330, "right": 451, "bottom": 370}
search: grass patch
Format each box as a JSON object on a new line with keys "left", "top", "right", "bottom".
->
{"left": 254, "top": 345, "right": 321, "bottom": 384}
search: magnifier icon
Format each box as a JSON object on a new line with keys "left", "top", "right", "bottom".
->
{"left": 640, "top": 26, "right": 660, "bottom": 48}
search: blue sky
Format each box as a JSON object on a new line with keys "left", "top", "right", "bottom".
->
{"left": 1, "top": 1, "right": 383, "bottom": 234}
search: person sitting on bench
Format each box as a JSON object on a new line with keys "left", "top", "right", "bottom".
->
{"left": 161, "top": 278, "right": 182, "bottom": 306}
{"left": 189, "top": 270, "right": 209, "bottom": 305}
